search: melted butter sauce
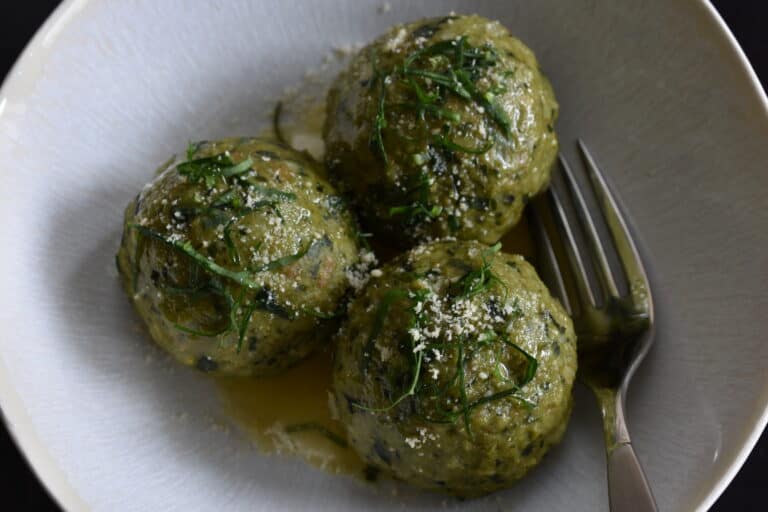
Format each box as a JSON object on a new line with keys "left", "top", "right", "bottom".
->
{"left": 216, "top": 89, "right": 538, "bottom": 480}
{"left": 214, "top": 347, "right": 368, "bottom": 476}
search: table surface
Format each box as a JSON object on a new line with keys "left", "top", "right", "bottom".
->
{"left": 1, "top": 1, "right": 765, "bottom": 510}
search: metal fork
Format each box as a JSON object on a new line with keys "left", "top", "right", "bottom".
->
{"left": 530, "top": 140, "right": 658, "bottom": 511}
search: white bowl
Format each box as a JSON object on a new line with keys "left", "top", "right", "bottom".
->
{"left": 1, "top": 1, "right": 766, "bottom": 510}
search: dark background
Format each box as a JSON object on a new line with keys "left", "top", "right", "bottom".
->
{"left": 1, "top": 2, "right": 765, "bottom": 510}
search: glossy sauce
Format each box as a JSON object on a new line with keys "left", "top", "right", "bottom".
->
{"left": 214, "top": 347, "right": 368, "bottom": 476}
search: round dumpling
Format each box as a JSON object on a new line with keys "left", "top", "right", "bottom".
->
{"left": 324, "top": 15, "right": 559, "bottom": 246}
{"left": 117, "top": 138, "right": 363, "bottom": 376}
{"left": 332, "top": 240, "right": 576, "bottom": 495}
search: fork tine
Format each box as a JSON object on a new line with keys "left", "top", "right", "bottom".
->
{"left": 547, "top": 186, "right": 597, "bottom": 309}
{"left": 558, "top": 154, "right": 620, "bottom": 302}
{"left": 577, "top": 140, "right": 652, "bottom": 315}
{"left": 529, "top": 203, "right": 572, "bottom": 315}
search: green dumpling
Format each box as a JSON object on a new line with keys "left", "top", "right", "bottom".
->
{"left": 332, "top": 240, "right": 576, "bottom": 495}
{"left": 117, "top": 138, "right": 364, "bottom": 376}
{"left": 324, "top": 15, "right": 559, "bottom": 246}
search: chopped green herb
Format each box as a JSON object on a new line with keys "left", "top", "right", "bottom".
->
{"left": 368, "top": 289, "right": 409, "bottom": 349}
{"left": 358, "top": 243, "right": 538, "bottom": 432}
{"left": 355, "top": 288, "right": 427, "bottom": 412}
{"left": 178, "top": 153, "right": 231, "bottom": 187}
{"left": 222, "top": 157, "right": 253, "bottom": 177}
{"left": 178, "top": 151, "right": 255, "bottom": 188}
{"left": 369, "top": 49, "right": 389, "bottom": 165}
{"left": 404, "top": 69, "right": 471, "bottom": 99}
{"left": 436, "top": 134, "right": 493, "bottom": 154}
{"left": 502, "top": 337, "right": 538, "bottom": 386}
{"left": 388, "top": 171, "right": 442, "bottom": 224}
{"left": 465, "top": 386, "right": 536, "bottom": 412}
{"left": 130, "top": 224, "right": 260, "bottom": 289}
{"left": 449, "top": 242, "right": 503, "bottom": 297}
{"left": 456, "top": 344, "right": 472, "bottom": 433}
{"left": 236, "top": 300, "right": 259, "bottom": 353}
{"left": 252, "top": 240, "right": 312, "bottom": 273}
{"left": 222, "top": 223, "right": 240, "bottom": 265}
{"left": 389, "top": 203, "right": 442, "bottom": 218}
{"left": 454, "top": 70, "right": 511, "bottom": 134}
{"left": 210, "top": 189, "right": 240, "bottom": 209}
{"left": 366, "top": 36, "right": 513, "bottom": 230}
{"left": 186, "top": 141, "right": 201, "bottom": 160}
{"left": 247, "top": 183, "right": 297, "bottom": 202}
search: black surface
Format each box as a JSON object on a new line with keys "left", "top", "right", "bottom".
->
{"left": 0, "top": 2, "right": 765, "bottom": 511}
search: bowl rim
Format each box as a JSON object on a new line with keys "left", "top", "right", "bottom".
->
{"left": 0, "top": 0, "right": 766, "bottom": 510}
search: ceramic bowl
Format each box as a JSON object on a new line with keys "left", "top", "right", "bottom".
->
{"left": 0, "top": 1, "right": 766, "bottom": 510}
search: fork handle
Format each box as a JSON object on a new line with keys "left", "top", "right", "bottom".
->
{"left": 607, "top": 442, "right": 658, "bottom": 512}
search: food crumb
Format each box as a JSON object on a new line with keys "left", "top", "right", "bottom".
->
{"left": 384, "top": 27, "right": 408, "bottom": 52}
{"left": 404, "top": 437, "right": 420, "bottom": 448}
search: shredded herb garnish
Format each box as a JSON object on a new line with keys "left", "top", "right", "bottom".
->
{"left": 413, "top": 327, "right": 537, "bottom": 436}
{"left": 130, "top": 224, "right": 261, "bottom": 289}
{"left": 389, "top": 203, "right": 443, "bottom": 218}
{"left": 367, "top": 36, "right": 509, "bottom": 227}
{"left": 236, "top": 300, "right": 259, "bottom": 352}
{"left": 222, "top": 157, "right": 254, "bottom": 178}
{"left": 131, "top": 138, "right": 321, "bottom": 350}
{"left": 357, "top": 245, "right": 538, "bottom": 434}
{"left": 177, "top": 152, "right": 254, "bottom": 189}
{"left": 456, "top": 344, "right": 471, "bottom": 433}
{"left": 506, "top": 338, "right": 538, "bottom": 386}
{"left": 388, "top": 171, "right": 443, "bottom": 224}
{"left": 186, "top": 141, "right": 200, "bottom": 161}
{"left": 361, "top": 288, "right": 410, "bottom": 371}
{"left": 356, "top": 288, "right": 428, "bottom": 412}
{"left": 130, "top": 223, "right": 310, "bottom": 350}
{"left": 368, "top": 36, "right": 505, "bottom": 160}
{"left": 435, "top": 134, "right": 493, "bottom": 154}
{"left": 251, "top": 240, "right": 313, "bottom": 273}
{"left": 369, "top": 49, "right": 389, "bottom": 165}
{"left": 246, "top": 184, "right": 297, "bottom": 201}
{"left": 449, "top": 242, "right": 504, "bottom": 297}
{"left": 222, "top": 221, "right": 241, "bottom": 265}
